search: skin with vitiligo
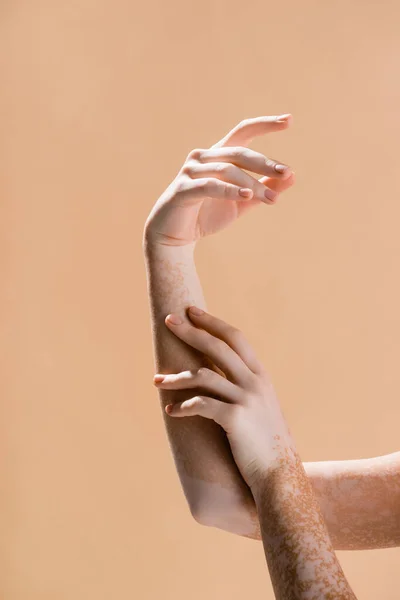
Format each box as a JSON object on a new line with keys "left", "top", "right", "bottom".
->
{"left": 144, "top": 242, "right": 253, "bottom": 519}
{"left": 145, "top": 242, "right": 400, "bottom": 550}
{"left": 156, "top": 305, "right": 357, "bottom": 599}
{"left": 143, "top": 171, "right": 400, "bottom": 545}
{"left": 144, "top": 114, "right": 297, "bottom": 527}
{"left": 143, "top": 115, "right": 400, "bottom": 596}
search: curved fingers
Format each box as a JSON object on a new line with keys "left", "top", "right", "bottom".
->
{"left": 165, "top": 315, "right": 251, "bottom": 384}
{"left": 196, "top": 146, "right": 291, "bottom": 179}
{"left": 154, "top": 367, "right": 243, "bottom": 403}
{"left": 165, "top": 395, "right": 237, "bottom": 432}
{"left": 186, "top": 308, "right": 264, "bottom": 375}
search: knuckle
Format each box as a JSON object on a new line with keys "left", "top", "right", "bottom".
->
{"left": 187, "top": 148, "right": 203, "bottom": 161}
{"left": 181, "top": 161, "right": 196, "bottom": 176}
{"left": 232, "top": 146, "right": 249, "bottom": 160}
{"left": 227, "top": 326, "right": 243, "bottom": 342}
{"left": 230, "top": 146, "right": 244, "bottom": 159}
{"left": 265, "top": 158, "right": 276, "bottom": 169}
{"left": 197, "top": 367, "right": 211, "bottom": 380}
{"left": 173, "top": 178, "right": 190, "bottom": 198}
{"left": 195, "top": 395, "right": 206, "bottom": 407}
{"left": 222, "top": 182, "right": 233, "bottom": 198}
{"left": 251, "top": 375, "right": 268, "bottom": 396}
{"left": 226, "top": 403, "right": 241, "bottom": 428}
{"left": 214, "top": 162, "right": 228, "bottom": 175}
{"left": 203, "top": 336, "right": 221, "bottom": 354}
{"left": 217, "top": 338, "right": 230, "bottom": 354}
{"left": 242, "top": 389, "right": 258, "bottom": 406}
{"left": 201, "top": 178, "right": 218, "bottom": 194}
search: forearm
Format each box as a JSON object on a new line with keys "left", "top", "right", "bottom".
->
{"left": 143, "top": 233, "right": 258, "bottom": 531}
{"left": 304, "top": 451, "right": 400, "bottom": 550}
{"left": 222, "top": 452, "right": 400, "bottom": 550}
{"left": 252, "top": 439, "right": 357, "bottom": 600}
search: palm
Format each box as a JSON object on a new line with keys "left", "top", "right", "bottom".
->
{"left": 195, "top": 173, "right": 280, "bottom": 239}
{"left": 196, "top": 196, "right": 241, "bottom": 238}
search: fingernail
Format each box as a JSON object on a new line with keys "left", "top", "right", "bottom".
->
{"left": 166, "top": 314, "right": 183, "bottom": 325}
{"left": 239, "top": 188, "right": 253, "bottom": 198}
{"left": 154, "top": 374, "right": 165, "bottom": 383}
{"left": 276, "top": 113, "right": 291, "bottom": 123}
{"left": 274, "top": 164, "right": 288, "bottom": 174}
{"left": 165, "top": 404, "right": 173, "bottom": 414}
{"left": 189, "top": 306, "right": 204, "bottom": 316}
{"left": 264, "top": 188, "right": 278, "bottom": 202}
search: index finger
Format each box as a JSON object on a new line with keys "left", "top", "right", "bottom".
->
{"left": 186, "top": 306, "right": 264, "bottom": 375}
{"left": 212, "top": 114, "right": 293, "bottom": 149}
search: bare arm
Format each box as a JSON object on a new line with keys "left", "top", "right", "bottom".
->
{"left": 252, "top": 448, "right": 357, "bottom": 599}
{"left": 304, "top": 451, "right": 400, "bottom": 550}
{"left": 143, "top": 115, "right": 294, "bottom": 529}
{"left": 157, "top": 307, "right": 357, "bottom": 599}
{"left": 143, "top": 238, "right": 257, "bottom": 528}
{"left": 202, "top": 442, "right": 400, "bottom": 550}
{"left": 144, "top": 241, "right": 400, "bottom": 550}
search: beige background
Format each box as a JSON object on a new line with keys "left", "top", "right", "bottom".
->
{"left": 1, "top": 0, "right": 400, "bottom": 598}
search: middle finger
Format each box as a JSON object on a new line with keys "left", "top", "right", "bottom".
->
{"left": 196, "top": 146, "right": 291, "bottom": 179}
{"left": 183, "top": 161, "right": 278, "bottom": 203}
{"left": 165, "top": 314, "right": 251, "bottom": 384}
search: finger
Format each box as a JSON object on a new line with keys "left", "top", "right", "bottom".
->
{"left": 153, "top": 368, "right": 243, "bottom": 403}
{"left": 194, "top": 146, "right": 291, "bottom": 179}
{"left": 165, "top": 395, "right": 236, "bottom": 431}
{"left": 259, "top": 171, "right": 296, "bottom": 192}
{"left": 177, "top": 177, "right": 255, "bottom": 204}
{"left": 186, "top": 307, "right": 263, "bottom": 375}
{"left": 236, "top": 172, "right": 296, "bottom": 217}
{"left": 212, "top": 114, "right": 293, "bottom": 149}
{"left": 165, "top": 314, "right": 250, "bottom": 384}
{"left": 183, "top": 161, "right": 278, "bottom": 203}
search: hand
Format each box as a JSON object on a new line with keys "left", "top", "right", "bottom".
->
{"left": 153, "top": 306, "right": 292, "bottom": 492}
{"left": 144, "top": 115, "right": 295, "bottom": 247}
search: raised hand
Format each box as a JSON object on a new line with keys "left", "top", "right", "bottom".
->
{"left": 144, "top": 115, "right": 295, "bottom": 246}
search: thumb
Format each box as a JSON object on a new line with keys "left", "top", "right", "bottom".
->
{"left": 166, "top": 396, "right": 235, "bottom": 431}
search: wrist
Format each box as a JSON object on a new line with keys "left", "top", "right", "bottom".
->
{"left": 249, "top": 442, "right": 298, "bottom": 504}
{"left": 143, "top": 226, "right": 196, "bottom": 259}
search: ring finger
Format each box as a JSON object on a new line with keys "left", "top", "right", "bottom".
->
{"left": 183, "top": 161, "right": 278, "bottom": 203}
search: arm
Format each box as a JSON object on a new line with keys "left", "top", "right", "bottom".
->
{"left": 197, "top": 441, "right": 400, "bottom": 550}
{"left": 143, "top": 114, "right": 293, "bottom": 528}
{"left": 144, "top": 240, "right": 400, "bottom": 550}
{"left": 252, "top": 446, "right": 358, "bottom": 599}
{"left": 143, "top": 238, "right": 258, "bottom": 527}
{"left": 304, "top": 451, "right": 400, "bottom": 550}
{"left": 157, "top": 307, "right": 357, "bottom": 599}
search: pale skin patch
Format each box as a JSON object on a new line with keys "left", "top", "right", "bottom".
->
{"left": 305, "top": 453, "right": 400, "bottom": 550}
{"left": 156, "top": 306, "right": 358, "bottom": 597}
{"left": 145, "top": 243, "right": 400, "bottom": 552}
{"left": 144, "top": 241, "right": 258, "bottom": 523}
{"left": 143, "top": 114, "right": 399, "bottom": 577}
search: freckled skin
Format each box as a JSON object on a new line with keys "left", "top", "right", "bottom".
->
{"left": 253, "top": 447, "right": 357, "bottom": 599}
{"left": 156, "top": 305, "right": 358, "bottom": 598}
{"left": 146, "top": 248, "right": 400, "bottom": 550}
{"left": 143, "top": 115, "right": 397, "bottom": 598}
{"left": 305, "top": 453, "right": 400, "bottom": 550}
{"left": 144, "top": 242, "right": 400, "bottom": 552}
